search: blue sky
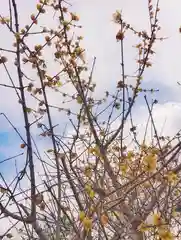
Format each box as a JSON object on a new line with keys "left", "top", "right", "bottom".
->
{"left": 1, "top": 0, "right": 181, "bottom": 237}
{"left": 1, "top": 0, "right": 181, "bottom": 173}
{"left": 0, "top": 132, "right": 8, "bottom": 160}
{"left": 0, "top": 0, "right": 181, "bottom": 179}
{"left": 0, "top": 130, "right": 25, "bottom": 177}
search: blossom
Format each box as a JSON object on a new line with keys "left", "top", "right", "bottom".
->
{"left": 112, "top": 10, "right": 121, "bottom": 24}
{"left": 153, "top": 213, "right": 163, "bottom": 226}
{"left": 127, "top": 151, "right": 134, "bottom": 160}
{"left": 166, "top": 171, "right": 178, "bottom": 185}
{"left": 79, "top": 211, "right": 85, "bottom": 221}
{"left": 158, "top": 226, "right": 174, "bottom": 240}
{"left": 143, "top": 154, "right": 157, "bottom": 172}
{"left": 120, "top": 163, "right": 128, "bottom": 175}
{"left": 82, "top": 217, "right": 92, "bottom": 231}
{"left": 0, "top": 17, "right": 10, "bottom": 24}
{"left": 88, "top": 146, "right": 103, "bottom": 159}
{"left": 70, "top": 13, "right": 79, "bottom": 21}
{"left": 84, "top": 166, "right": 92, "bottom": 178}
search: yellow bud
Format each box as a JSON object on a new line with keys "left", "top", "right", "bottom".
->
{"left": 14, "top": 32, "right": 21, "bottom": 40}
{"left": 79, "top": 211, "right": 85, "bottom": 221}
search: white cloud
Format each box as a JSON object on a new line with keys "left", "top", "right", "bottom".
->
{"left": 0, "top": 0, "right": 181, "bottom": 237}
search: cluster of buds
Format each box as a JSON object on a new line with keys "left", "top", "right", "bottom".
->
{"left": 0, "top": 17, "right": 10, "bottom": 24}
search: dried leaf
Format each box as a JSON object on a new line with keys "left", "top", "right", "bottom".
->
{"left": 100, "top": 214, "right": 108, "bottom": 225}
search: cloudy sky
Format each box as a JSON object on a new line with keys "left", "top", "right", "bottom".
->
{"left": 0, "top": 0, "right": 180, "bottom": 182}
{"left": 0, "top": 0, "right": 181, "bottom": 235}
{"left": 70, "top": 0, "right": 181, "bottom": 139}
